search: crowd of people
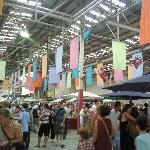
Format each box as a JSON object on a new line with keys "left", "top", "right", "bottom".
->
{"left": 77, "top": 100, "right": 150, "bottom": 150}
{"left": 0, "top": 99, "right": 150, "bottom": 150}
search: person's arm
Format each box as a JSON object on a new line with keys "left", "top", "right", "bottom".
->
{"left": 61, "top": 112, "right": 66, "bottom": 127}
{"left": 124, "top": 112, "right": 136, "bottom": 121}
{"left": 92, "top": 120, "right": 98, "bottom": 144}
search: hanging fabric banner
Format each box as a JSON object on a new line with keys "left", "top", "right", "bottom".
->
{"left": 86, "top": 66, "right": 93, "bottom": 86}
{"left": 140, "top": 0, "right": 150, "bottom": 45}
{"left": 32, "top": 61, "right": 37, "bottom": 81}
{"left": 57, "top": 74, "right": 62, "bottom": 89}
{"left": 0, "top": 0, "right": 3, "bottom": 15}
{"left": 70, "top": 37, "right": 79, "bottom": 69}
{"left": 114, "top": 69, "right": 123, "bottom": 81}
{"left": 22, "top": 67, "right": 26, "bottom": 85}
{"left": 72, "top": 68, "right": 79, "bottom": 79}
{"left": 2, "top": 80, "right": 10, "bottom": 91}
{"left": 132, "top": 51, "right": 143, "bottom": 78}
{"left": 97, "top": 64, "right": 105, "bottom": 88}
{"left": 49, "top": 66, "right": 57, "bottom": 84}
{"left": 43, "top": 78, "right": 48, "bottom": 92}
{"left": 25, "top": 64, "right": 33, "bottom": 90}
{"left": 112, "top": 41, "right": 126, "bottom": 70}
{"left": 128, "top": 65, "right": 134, "bottom": 80}
{"left": 55, "top": 45, "right": 63, "bottom": 73}
{"left": 17, "top": 69, "right": 20, "bottom": 86}
{"left": 66, "top": 72, "right": 72, "bottom": 88}
{"left": 62, "top": 73, "right": 66, "bottom": 88}
{"left": 42, "top": 55, "right": 47, "bottom": 78}
{"left": 33, "top": 72, "right": 42, "bottom": 88}
{"left": 82, "top": 29, "right": 92, "bottom": 42}
{"left": 0, "top": 61, "right": 6, "bottom": 80}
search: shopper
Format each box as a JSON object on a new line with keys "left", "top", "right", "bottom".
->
{"left": 119, "top": 104, "right": 136, "bottom": 150}
{"left": 19, "top": 103, "right": 30, "bottom": 150}
{"left": 55, "top": 102, "right": 66, "bottom": 148}
{"left": 62, "top": 103, "right": 70, "bottom": 139}
{"left": 49, "top": 104, "right": 56, "bottom": 142}
{"left": 135, "top": 116, "right": 150, "bottom": 150}
{"left": 77, "top": 128, "right": 95, "bottom": 150}
{"left": 35, "top": 103, "right": 51, "bottom": 147}
{"left": 0, "top": 108, "right": 23, "bottom": 150}
{"left": 109, "top": 101, "right": 121, "bottom": 150}
{"left": 92, "top": 105, "right": 113, "bottom": 150}
{"left": 32, "top": 104, "right": 40, "bottom": 133}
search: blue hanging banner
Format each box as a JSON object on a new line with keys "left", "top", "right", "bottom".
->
{"left": 43, "top": 78, "right": 48, "bottom": 92}
{"left": 32, "top": 61, "right": 37, "bottom": 81}
{"left": 86, "top": 66, "right": 93, "bottom": 86}
{"left": 82, "top": 28, "right": 92, "bottom": 42}
{"left": 72, "top": 68, "right": 79, "bottom": 79}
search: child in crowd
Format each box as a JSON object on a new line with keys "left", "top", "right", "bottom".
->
{"left": 77, "top": 128, "right": 95, "bottom": 150}
{"left": 135, "top": 116, "right": 150, "bottom": 150}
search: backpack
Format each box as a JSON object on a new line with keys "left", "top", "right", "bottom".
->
{"left": 33, "top": 109, "right": 38, "bottom": 118}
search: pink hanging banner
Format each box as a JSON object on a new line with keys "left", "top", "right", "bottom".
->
{"left": 70, "top": 37, "right": 79, "bottom": 69}
{"left": 42, "top": 55, "right": 47, "bottom": 78}
{"left": 114, "top": 69, "right": 123, "bottom": 81}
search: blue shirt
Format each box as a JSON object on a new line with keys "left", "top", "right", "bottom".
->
{"left": 55, "top": 108, "right": 65, "bottom": 123}
{"left": 135, "top": 132, "right": 150, "bottom": 150}
{"left": 19, "top": 109, "right": 30, "bottom": 132}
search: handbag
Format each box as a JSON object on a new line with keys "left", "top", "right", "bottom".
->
{"left": 1, "top": 127, "right": 26, "bottom": 150}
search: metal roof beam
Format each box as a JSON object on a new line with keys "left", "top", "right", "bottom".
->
{"left": 38, "top": 0, "right": 69, "bottom": 21}
{"left": 106, "top": 20, "right": 139, "bottom": 32}
{"left": 4, "top": 2, "right": 73, "bottom": 23}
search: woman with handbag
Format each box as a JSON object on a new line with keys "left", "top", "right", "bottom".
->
{"left": 0, "top": 108, "right": 24, "bottom": 150}
{"left": 119, "top": 104, "right": 136, "bottom": 150}
{"left": 92, "top": 105, "right": 113, "bottom": 150}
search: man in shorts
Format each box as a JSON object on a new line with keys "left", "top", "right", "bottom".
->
{"left": 55, "top": 102, "right": 66, "bottom": 148}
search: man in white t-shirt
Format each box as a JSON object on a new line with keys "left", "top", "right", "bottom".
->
{"left": 109, "top": 101, "right": 121, "bottom": 149}
{"left": 109, "top": 101, "right": 121, "bottom": 133}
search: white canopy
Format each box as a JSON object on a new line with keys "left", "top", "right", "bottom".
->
{"left": 68, "top": 91, "right": 100, "bottom": 98}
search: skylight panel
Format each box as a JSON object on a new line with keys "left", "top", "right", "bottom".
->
{"left": 85, "top": 16, "right": 99, "bottom": 24}
{"left": 71, "top": 25, "right": 80, "bottom": 30}
{"left": 17, "top": 0, "right": 41, "bottom": 6}
{"left": 100, "top": 4, "right": 115, "bottom": 13}
{"left": 112, "top": 0, "right": 126, "bottom": 7}
{"left": 90, "top": 10, "right": 101, "bottom": 17}
{"left": 125, "top": 39, "right": 137, "bottom": 44}
{"left": 85, "top": 24, "right": 92, "bottom": 28}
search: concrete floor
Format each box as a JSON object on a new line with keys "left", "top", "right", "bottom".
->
{"left": 29, "top": 130, "right": 79, "bottom": 150}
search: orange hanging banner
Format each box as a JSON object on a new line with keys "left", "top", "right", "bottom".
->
{"left": 140, "top": 0, "right": 150, "bottom": 45}
{"left": 0, "top": 0, "right": 3, "bottom": 15}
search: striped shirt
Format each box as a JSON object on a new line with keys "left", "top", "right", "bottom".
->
{"left": 40, "top": 109, "right": 50, "bottom": 124}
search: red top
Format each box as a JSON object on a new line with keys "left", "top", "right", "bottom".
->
{"left": 94, "top": 118, "right": 112, "bottom": 150}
